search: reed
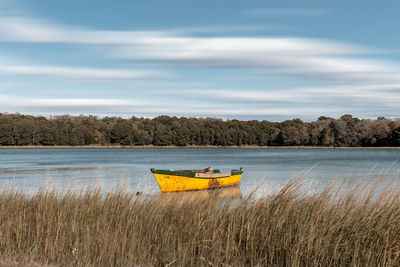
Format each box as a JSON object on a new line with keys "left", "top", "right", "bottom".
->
{"left": 0, "top": 182, "right": 399, "bottom": 266}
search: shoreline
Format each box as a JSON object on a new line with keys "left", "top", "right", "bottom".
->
{"left": 1, "top": 145, "right": 400, "bottom": 149}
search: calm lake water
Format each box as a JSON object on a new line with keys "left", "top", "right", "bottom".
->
{"left": 0, "top": 148, "right": 399, "bottom": 195}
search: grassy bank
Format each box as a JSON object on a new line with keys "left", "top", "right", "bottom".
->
{"left": 0, "top": 183, "right": 399, "bottom": 266}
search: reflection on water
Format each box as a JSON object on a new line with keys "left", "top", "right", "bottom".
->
{"left": 0, "top": 166, "right": 121, "bottom": 174}
{"left": 158, "top": 186, "right": 242, "bottom": 202}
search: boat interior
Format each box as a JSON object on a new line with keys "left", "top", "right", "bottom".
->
{"left": 151, "top": 168, "right": 220, "bottom": 173}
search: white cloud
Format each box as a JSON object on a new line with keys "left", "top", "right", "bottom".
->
{"left": 108, "top": 35, "right": 400, "bottom": 95}
{"left": 165, "top": 25, "right": 289, "bottom": 34}
{"left": 0, "top": 95, "right": 139, "bottom": 107}
{"left": 0, "top": 90, "right": 398, "bottom": 120}
{"left": 1, "top": 14, "right": 400, "bottom": 119}
{"left": 0, "top": 17, "right": 67, "bottom": 42}
{"left": 114, "top": 37, "right": 394, "bottom": 83}
{"left": 173, "top": 83, "right": 400, "bottom": 107}
{"left": 0, "top": 15, "right": 388, "bottom": 85}
{"left": 23, "top": 98, "right": 134, "bottom": 107}
{"left": 0, "top": 16, "right": 167, "bottom": 44}
{"left": 0, "top": 64, "right": 167, "bottom": 79}
{"left": 0, "top": 16, "right": 286, "bottom": 43}
{"left": 0, "top": 94, "right": 320, "bottom": 117}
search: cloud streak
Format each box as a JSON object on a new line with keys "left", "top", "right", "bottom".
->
{"left": 0, "top": 94, "right": 333, "bottom": 118}
{"left": 0, "top": 15, "right": 389, "bottom": 85}
{"left": 1, "top": 13, "right": 400, "bottom": 119}
{"left": 173, "top": 83, "right": 400, "bottom": 107}
{"left": 0, "top": 17, "right": 167, "bottom": 44}
{"left": 0, "top": 64, "right": 167, "bottom": 79}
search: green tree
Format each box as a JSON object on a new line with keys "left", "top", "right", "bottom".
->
{"left": 111, "top": 121, "right": 134, "bottom": 145}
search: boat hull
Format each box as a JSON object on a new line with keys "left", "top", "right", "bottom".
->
{"left": 153, "top": 173, "right": 242, "bottom": 192}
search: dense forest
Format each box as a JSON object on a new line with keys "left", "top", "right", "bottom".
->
{"left": 0, "top": 113, "right": 400, "bottom": 147}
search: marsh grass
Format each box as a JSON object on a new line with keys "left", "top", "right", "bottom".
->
{"left": 0, "top": 181, "right": 399, "bottom": 266}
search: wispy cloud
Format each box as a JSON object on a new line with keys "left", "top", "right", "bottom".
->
{"left": 4, "top": 15, "right": 390, "bottom": 84}
{"left": 4, "top": 97, "right": 137, "bottom": 107}
{"left": 165, "top": 25, "right": 289, "bottom": 34}
{"left": 0, "top": 64, "right": 167, "bottom": 79}
{"left": 0, "top": 17, "right": 286, "bottom": 44}
{"left": 0, "top": 16, "right": 167, "bottom": 44}
{"left": 1, "top": 13, "right": 400, "bottom": 119}
{"left": 172, "top": 83, "right": 400, "bottom": 107}
{"left": 0, "top": 94, "right": 329, "bottom": 118}
{"left": 114, "top": 37, "right": 395, "bottom": 84}
{"left": 1, "top": 88, "right": 398, "bottom": 120}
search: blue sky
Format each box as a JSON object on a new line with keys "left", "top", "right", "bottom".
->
{"left": 1, "top": 0, "right": 400, "bottom": 121}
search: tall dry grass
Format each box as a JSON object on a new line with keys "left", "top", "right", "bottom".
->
{"left": 0, "top": 182, "right": 399, "bottom": 266}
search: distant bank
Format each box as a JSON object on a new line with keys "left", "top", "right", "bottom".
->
{"left": 1, "top": 145, "right": 400, "bottom": 149}
{"left": 1, "top": 113, "right": 400, "bottom": 148}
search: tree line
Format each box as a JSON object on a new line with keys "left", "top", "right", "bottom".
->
{"left": 0, "top": 113, "right": 400, "bottom": 147}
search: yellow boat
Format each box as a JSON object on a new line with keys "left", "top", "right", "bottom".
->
{"left": 151, "top": 167, "right": 243, "bottom": 192}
